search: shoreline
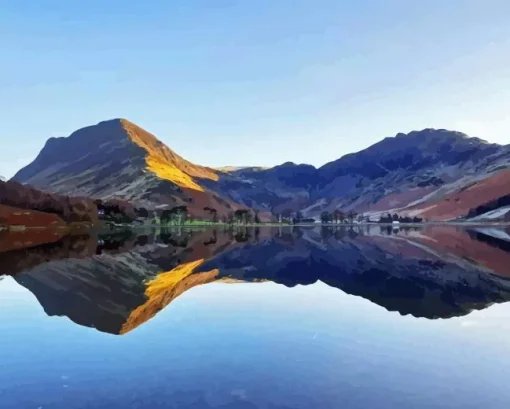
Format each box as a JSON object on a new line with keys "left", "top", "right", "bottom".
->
{"left": 1, "top": 221, "right": 508, "bottom": 255}
{"left": 3, "top": 220, "right": 510, "bottom": 232}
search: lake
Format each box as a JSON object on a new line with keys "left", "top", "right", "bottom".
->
{"left": 1, "top": 225, "right": 510, "bottom": 409}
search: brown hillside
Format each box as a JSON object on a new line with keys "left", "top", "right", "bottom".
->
{"left": 0, "top": 180, "right": 98, "bottom": 225}
{"left": 121, "top": 119, "right": 219, "bottom": 191}
{"left": 0, "top": 204, "right": 66, "bottom": 229}
{"left": 414, "top": 169, "right": 510, "bottom": 220}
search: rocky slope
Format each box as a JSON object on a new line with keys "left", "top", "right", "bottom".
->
{"left": 211, "top": 129, "right": 510, "bottom": 220}
{"left": 315, "top": 129, "right": 507, "bottom": 218}
{"left": 12, "top": 120, "right": 510, "bottom": 221}
{"left": 12, "top": 119, "right": 242, "bottom": 218}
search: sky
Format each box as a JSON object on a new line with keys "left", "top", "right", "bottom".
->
{"left": 1, "top": 0, "right": 510, "bottom": 179}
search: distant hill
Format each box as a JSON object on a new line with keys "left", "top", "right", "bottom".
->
{"left": 13, "top": 120, "right": 510, "bottom": 221}
{"left": 213, "top": 166, "right": 269, "bottom": 172}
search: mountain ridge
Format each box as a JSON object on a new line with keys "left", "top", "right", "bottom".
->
{"left": 12, "top": 119, "right": 510, "bottom": 221}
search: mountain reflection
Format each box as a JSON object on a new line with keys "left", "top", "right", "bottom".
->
{"left": 2, "top": 225, "right": 510, "bottom": 335}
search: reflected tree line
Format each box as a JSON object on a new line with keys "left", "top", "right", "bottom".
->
{"left": 318, "top": 210, "right": 424, "bottom": 224}
{"left": 96, "top": 224, "right": 426, "bottom": 254}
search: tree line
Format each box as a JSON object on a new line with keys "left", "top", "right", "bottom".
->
{"left": 320, "top": 210, "right": 363, "bottom": 224}
{"left": 318, "top": 210, "right": 424, "bottom": 224}
{"left": 377, "top": 213, "right": 423, "bottom": 223}
{"left": 158, "top": 206, "right": 262, "bottom": 226}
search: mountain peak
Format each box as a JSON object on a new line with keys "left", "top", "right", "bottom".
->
{"left": 395, "top": 128, "right": 493, "bottom": 145}
{"left": 395, "top": 128, "right": 466, "bottom": 138}
{"left": 12, "top": 118, "right": 225, "bottom": 208}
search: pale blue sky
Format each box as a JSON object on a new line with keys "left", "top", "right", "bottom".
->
{"left": 1, "top": 0, "right": 509, "bottom": 179}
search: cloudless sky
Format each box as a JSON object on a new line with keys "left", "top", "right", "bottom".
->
{"left": 1, "top": 0, "right": 510, "bottom": 178}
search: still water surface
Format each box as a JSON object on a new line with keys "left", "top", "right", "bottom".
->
{"left": 1, "top": 225, "right": 510, "bottom": 408}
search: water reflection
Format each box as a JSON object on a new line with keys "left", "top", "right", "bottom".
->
{"left": 2, "top": 225, "right": 510, "bottom": 335}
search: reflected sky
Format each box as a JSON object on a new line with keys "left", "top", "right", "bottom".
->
{"left": 1, "top": 226, "right": 510, "bottom": 408}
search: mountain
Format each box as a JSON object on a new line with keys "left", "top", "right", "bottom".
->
{"left": 207, "top": 128, "right": 510, "bottom": 220}
{"left": 12, "top": 119, "right": 243, "bottom": 218}
{"left": 13, "top": 120, "right": 510, "bottom": 221}
{"left": 313, "top": 129, "right": 510, "bottom": 220}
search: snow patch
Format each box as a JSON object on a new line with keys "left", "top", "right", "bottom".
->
{"left": 469, "top": 206, "right": 510, "bottom": 221}
{"left": 302, "top": 199, "right": 326, "bottom": 214}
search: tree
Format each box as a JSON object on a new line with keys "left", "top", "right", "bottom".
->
{"left": 254, "top": 210, "right": 261, "bottom": 224}
{"left": 0, "top": 216, "right": 8, "bottom": 231}
{"left": 347, "top": 210, "right": 357, "bottom": 223}
{"left": 281, "top": 208, "right": 292, "bottom": 223}
{"left": 333, "top": 210, "right": 341, "bottom": 224}
{"left": 235, "top": 209, "right": 251, "bottom": 224}
{"left": 204, "top": 206, "right": 218, "bottom": 223}
{"left": 357, "top": 214, "right": 364, "bottom": 223}
{"left": 177, "top": 206, "right": 188, "bottom": 225}
{"left": 378, "top": 213, "right": 392, "bottom": 223}
{"left": 161, "top": 209, "right": 174, "bottom": 224}
{"left": 135, "top": 207, "right": 149, "bottom": 218}
{"left": 320, "top": 211, "right": 331, "bottom": 224}
{"left": 392, "top": 213, "right": 399, "bottom": 221}
{"left": 295, "top": 211, "right": 303, "bottom": 224}
{"left": 161, "top": 205, "right": 188, "bottom": 225}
